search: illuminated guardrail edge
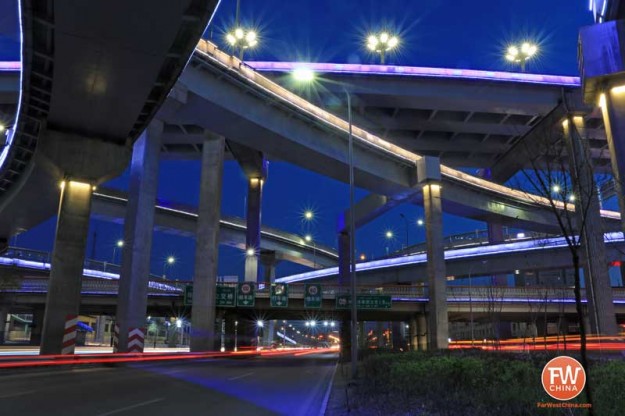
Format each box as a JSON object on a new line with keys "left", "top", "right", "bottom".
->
{"left": 246, "top": 61, "right": 581, "bottom": 87}
{"left": 0, "top": 256, "right": 182, "bottom": 292}
{"left": 276, "top": 232, "right": 625, "bottom": 284}
{"left": 93, "top": 192, "right": 337, "bottom": 258}
{"left": 392, "top": 297, "right": 625, "bottom": 304}
{"left": 0, "top": 62, "right": 20, "bottom": 71}
{"left": 193, "top": 43, "right": 621, "bottom": 223}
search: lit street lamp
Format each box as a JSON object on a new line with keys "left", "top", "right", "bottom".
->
{"left": 225, "top": 0, "right": 258, "bottom": 60}
{"left": 292, "top": 68, "right": 358, "bottom": 379}
{"left": 112, "top": 239, "right": 124, "bottom": 263}
{"left": 366, "top": 32, "right": 400, "bottom": 64}
{"left": 505, "top": 42, "right": 538, "bottom": 72}
{"left": 385, "top": 230, "right": 394, "bottom": 255}
{"left": 162, "top": 256, "right": 175, "bottom": 279}
{"left": 399, "top": 213, "right": 409, "bottom": 249}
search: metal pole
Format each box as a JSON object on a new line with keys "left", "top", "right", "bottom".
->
{"left": 345, "top": 88, "right": 358, "bottom": 380}
{"left": 399, "top": 213, "right": 409, "bottom": 250}
{"left": 469, "top": 268, "right": 474, "bottom": 347}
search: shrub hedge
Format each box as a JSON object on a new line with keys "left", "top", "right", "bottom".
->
{"left": 351, "top": 350, "right": 625, "bottom": 415}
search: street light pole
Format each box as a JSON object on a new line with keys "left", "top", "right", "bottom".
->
{"left": 345, "top": 87, "right": 358, "bottom": 380}
{"left": 399, "top": 213, "right": 409, "bottom": 250}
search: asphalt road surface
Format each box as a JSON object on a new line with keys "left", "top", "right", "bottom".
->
{"left": 0, "top": 351, "right": 338, "bottom": 416}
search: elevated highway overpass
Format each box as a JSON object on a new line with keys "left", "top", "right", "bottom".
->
{"left": 276, "top": 232, "right": 625, "bottom": 286}
{"left": 2, "top": 267, "right": 625, "bottom": 321}
{"left": 0, "top": 43, "right": 620, "bottom": 235}
{"left": 92, "top": 189, "right": 337, "bottom": 269}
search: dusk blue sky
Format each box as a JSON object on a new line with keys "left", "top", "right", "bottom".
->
{"left": 0, "top": 1, "right": 597, "bottom": 280}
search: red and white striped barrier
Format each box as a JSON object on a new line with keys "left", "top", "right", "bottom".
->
{"left": 61, "top": 315, "right": 78, "bottom": 355}
{"left": 112, "top": 324, "right": 120, "bottom": 353}
{"left": 127, "top": 328, "right": 145, "bottom": 353}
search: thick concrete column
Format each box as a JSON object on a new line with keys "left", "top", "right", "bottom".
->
{"left": 419, "top": 156, "right": 448, "bottom": 350}
{"left": 376, "top": 321, "right": 385, "bottom": 348}
{"left": 564, "top": 117, "right": 618, "bottom": 335}
{"left": 115, "top": 122, "right": 162, "bottom": 353}
{"left": 245, "top": 177, "right": 263, "bottom": 283}
{"left": 598, "top": 81, "right": 625, "bottom": 232}
{"left": 29, "top": 307, "right": 45, "bottom": 346}
{"left": 416, "top": 314, "right": 428, "bottom": 351}
{"left": 409, "top": 316, "right": 418, "bottom": 351}
{"left": 40, "top": 180, "right": 93, "bottom": 355}
{"left": 358, "top": 321, "right": 366, "bottom": 348}
{"left": 190, "top": 135, "right": 225, "bottom": 352}
{"left": 0, "top": 306, "right": 8, "bottom": 344}
{"left": 260, "top": 251, "right": 278, "bottom": 286}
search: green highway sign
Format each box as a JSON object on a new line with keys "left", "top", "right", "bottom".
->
{"left": 336, "top": 294, "right": 392, "bottom": 310}
{"left": 183, "top": 285, "right": 193, "bottom": 306}
{"left": 237, "top": 282, "right": 256, "bottom": 307}
{"left": 216, "top": 285, "right": 236, "bottom": 307}
{"left": 304, "top": 284, "right": 322, "bottom": 308}
{"left": 270, "top": 283, "right": 289, "bottom": 308}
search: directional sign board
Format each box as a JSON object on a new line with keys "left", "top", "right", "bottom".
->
{"left": 304, "top": 284, "right": 322, "bottom": 308}
{"left": 336, "top": 294, "right": 392, "bottom": 310}
{"left": 270, "top": 283, "right": 289, "bottom": 308}
{"left": 216, "top": 285, "right": 236, "bottom": 307}
{"left": 237, "top": 282, "right": 255, "bottom": 307}
{"left": 183, "top": 285, "right": 193, "bottom": 306}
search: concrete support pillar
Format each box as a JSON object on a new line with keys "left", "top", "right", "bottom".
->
{"left": 409, "top": 316, "right": 418, "bottom": 351}
{"left": 190, "top": 135, "right": 225, "bottom": 352}
{"left": 260, "top": 251, "right": 278, "bottom": 286}
{"left": 423, "top": 183, "right": 449, "bottom": 349}
{"left": 376, "top": 321, "right": 385, "bottom": 348}
{"left": 0, "top": 306, "right": 8, "bottom": 344}
{"left": 30, "top": 307, "right": 44, "bottom": 346}
{"left": 245, "top": 178, "right": 263, "bottom": 283}
{"left": 564, "top": 117, "right": 618, "bottom": 335}
{"left": 95, "top": 315, "right": 107, "bottom": 345}
{"left": 40, "top": 180, "right": 93, "bottom": 355}
{"left": 115, "top": 122, "right": 162, "bottom": 353}
{"left": 391, "top": 321, "right": 405, "bottom": 351}
{"left": 600, "top": 85, "right": 625, "bottom": 231}
{"left": 416, "top": 314, "right": 428, "bottom": 351}
{"left": 337, "top": 231, "right": 350, "bottom": 286}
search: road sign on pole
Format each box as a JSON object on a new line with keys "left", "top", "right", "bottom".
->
{"left": 216, "top": 285, "right": 236, "bottom": 307}
{"left": 237, "top": 282, "right": 255, "bottom": 307}
{"left": 270, "top": 283, "right": 289, "bottom": 307}
{"left": 336, "top": 294, "right": 392, "bottom": 309}
{"left": 304, "top": 284, "right": 322, "bottom": 308}
{"left": 183, "top": 285, "right": 193, "bottom": 306}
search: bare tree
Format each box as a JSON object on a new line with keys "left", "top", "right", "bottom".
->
{"left": 512, "top": 113, "right": 617, "bottom": 413}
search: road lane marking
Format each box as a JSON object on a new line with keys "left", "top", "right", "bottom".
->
{"left": 0, "top": 390, "right": 37, "bottom": 399}
{"left": 319, "top": 363, "right": 338, "bottom": 416}
{"left": 228, "top": 372, "right": 254, "bottom": 381}
{"left": 96, "top": 398, "right": 164, "bottom": 416}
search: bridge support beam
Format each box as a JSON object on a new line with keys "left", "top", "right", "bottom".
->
{"left": 40, "top": 180, "right": 93, "bottom": 355}
{"left": 191, "top": 135, "right": 225, "bottom": 352}
{"left": 115, "top": 122, "right": 162, "bottom": 353}
{"left": 419, "top": 156, "right": 448, "bottom": 350}
{"left": 564, "top": 117, "right": 617, "bottom": 335}
{"left": 417, "top": 314, "right": 428, "bottom": 351}
{"left": 0, "top": 306, "right": 8, "bottom": 344}
{"left": 260, "top": 251, "right": 278, "bottom": 286}
{"left": 245, "top": 177, "right": 264, "bottom": 283}
{"left": 29, "top": 307, "right": 44, "bottom": 346}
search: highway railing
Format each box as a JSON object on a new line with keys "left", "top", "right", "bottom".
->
{"left": 4, "top": 276, "right": 625, "bottom": 304}
{"left": 389, "top": 229, "right": 555, "bottom": 257}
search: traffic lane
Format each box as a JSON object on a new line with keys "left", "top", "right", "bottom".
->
{"left": 136, "top": 351, "right": 338, "bottom": 416}
{"left": 0, "top": 352, "right": 338, "bottom": 416}
{"left": 0, "top": 358, "right": 277, "bottom": 416}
